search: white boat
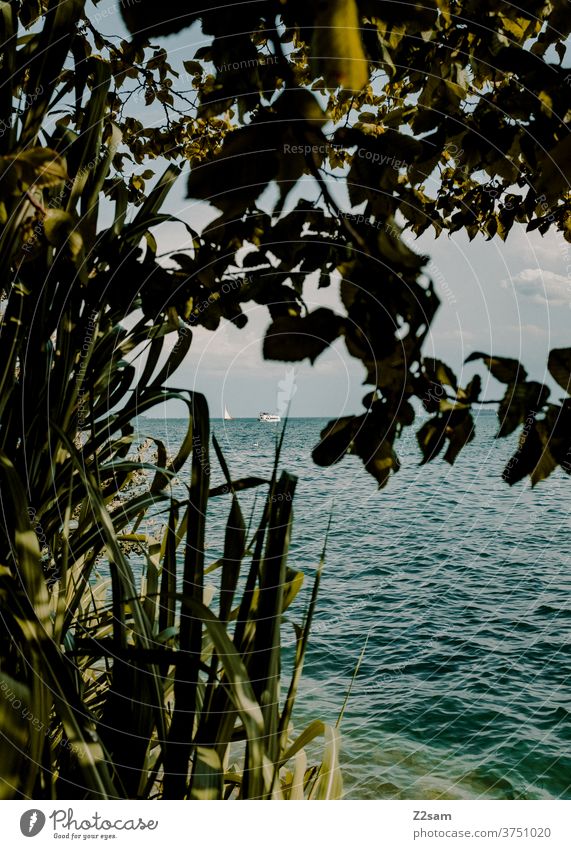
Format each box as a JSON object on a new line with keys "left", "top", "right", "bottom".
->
{"left": 224, "top": 405, "right": 233, "bottom": 421}
{"left": 258, "top": 412, "right": 281, "bottom": 422}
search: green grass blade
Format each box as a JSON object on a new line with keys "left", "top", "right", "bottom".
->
{"left": 164, "top": 392, "right": 209, "bottom": 798}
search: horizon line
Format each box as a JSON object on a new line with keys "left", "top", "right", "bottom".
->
{"left": 136, "top": 408, "right": 498, "bottom": 420}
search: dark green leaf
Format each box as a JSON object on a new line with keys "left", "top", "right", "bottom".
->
{"left": 548, "top": 348, "right": 571, "bottom": 394}
{"left": 263, "top": 308, "right": 344, "bottom": 364}
{"left": 465, "top": 352, "right": 527, "bottom": 384}
{"left": 497, "top": 381, "right": 549, "bottom": 437}
{"left": 312, "top": 416, "right": 359, "bottom": 467}
{"left": 417, "top": 417, "right": 447, "bottom": 464}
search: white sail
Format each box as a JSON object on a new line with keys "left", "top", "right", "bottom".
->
{"left": 224, "top": 405, "right": 233, "bottom": 420}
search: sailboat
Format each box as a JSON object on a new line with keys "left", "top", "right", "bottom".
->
{"left": 223, "top": 405, "right": 233, "bottom": 421}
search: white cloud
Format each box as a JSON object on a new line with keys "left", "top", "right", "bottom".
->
{"left": 505, "top": 268, "right": 571, "bottom": 305}
{"left": 428, "top": 327, "right": 477, "bottom": 342}
{"left": 504, "top": 322, "right": 547, "bottom": 337}
{"left": 502, "top": 224, "right": 569, "bottom": 266}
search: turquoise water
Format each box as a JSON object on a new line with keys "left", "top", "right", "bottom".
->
{"left": 136, "top": 414, "right": 571, "bottom": 800}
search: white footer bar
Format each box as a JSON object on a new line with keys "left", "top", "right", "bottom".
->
{"left": 3, "top": 800, "right": 570, "bottom": 849}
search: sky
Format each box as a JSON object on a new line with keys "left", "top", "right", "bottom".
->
{"left": 86, "top": 1, "right": 571, "bottom": 418}
{"left": 154, "top": 206, "right": 571, "bottom": 419}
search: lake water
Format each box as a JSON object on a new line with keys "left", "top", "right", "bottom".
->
{"left": 135, "top": 414, "right": 571, "bottom": 800}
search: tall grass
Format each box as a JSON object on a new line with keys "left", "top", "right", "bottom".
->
{"left": 0, "top": 0, "right": 341, "bottom": 800}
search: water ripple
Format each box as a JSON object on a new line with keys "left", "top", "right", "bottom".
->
{"left": 143, "top": 415, "right": 571, "bottom": 799}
